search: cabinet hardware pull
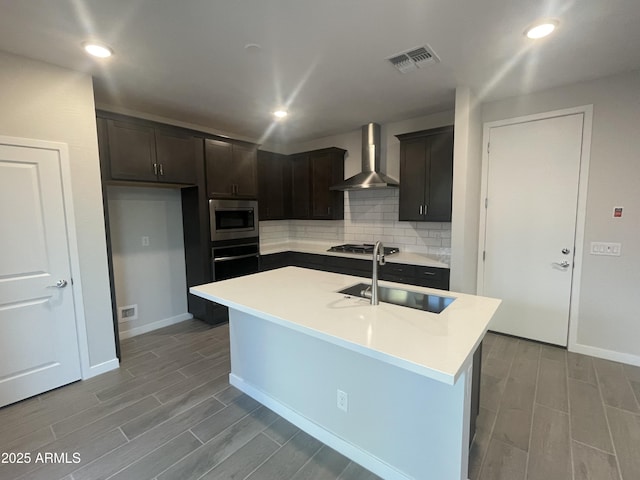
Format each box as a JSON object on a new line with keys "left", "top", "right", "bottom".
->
{"left": 214, "top": 253, "right": 260, "bottom": 263}
{"left": 424, "top": 204, "right": 428, "bottom": 213}
{"left": 153, "top": 163, "right": 158, "bottom": 175}
{"left": 419, "top": 205, "right": 423, "bottom": 215}
{"left": 422, "top": 271, "right": 436, "bottom": 276}
{"left": 159, "top": 163, "right": 164, "bottom": 176}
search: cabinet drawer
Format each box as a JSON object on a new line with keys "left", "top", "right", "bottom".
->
{"left": 259, "top": 252, "right": 291, "bottom": 271}
{"left": 379, "top": 263, "right": 415, "bottom": 284}
{"left": 413, "top": 266, "right": 450, "bottom": 290}
{"left": 326, "top": 256, "right": 370, "bottom": 277}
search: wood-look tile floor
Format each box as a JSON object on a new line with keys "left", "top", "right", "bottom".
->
{"left": 0, "top": 320, "right": 638, "bottom": 480}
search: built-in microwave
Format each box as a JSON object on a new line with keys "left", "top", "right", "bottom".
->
{"left": 209, "top": 199, "right": 258, "bottom": 241}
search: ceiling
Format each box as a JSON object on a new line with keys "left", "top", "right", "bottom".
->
{"left": 1, "top": 1, "right": 640, "bottom": 144}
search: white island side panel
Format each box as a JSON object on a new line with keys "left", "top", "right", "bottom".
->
{"left": 229, "top": 309, "right": 470, "bottom": 480}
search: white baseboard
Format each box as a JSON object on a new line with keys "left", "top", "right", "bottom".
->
{"left": 229, "top": 373, "right": 411, "bottom": 480}
{"left": 570, "top": 342, "right": 640, "bottom": 367}
{"left": 82, "top": 358, "right": 119, "bottom": 379}
{"left": 118, "top": 313, "right": 193, "bottom": 340}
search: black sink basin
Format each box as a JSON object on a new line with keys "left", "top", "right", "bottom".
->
{"left": 338, "top": 283, "right": 455, "bottom": 314}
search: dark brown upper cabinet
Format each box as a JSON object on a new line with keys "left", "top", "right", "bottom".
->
{"left": 286, "top": 148, "right": 345, "bottom": 220}
{"left": 205, "top": 139, "right": 258, "bottom": 199}
{"left": 290, "top": 153, "right": 310, "bottom": 219}
{"left": 102, "top": 117, "right": 199, "bottom": 185}
{"left": 396, "top": 126, "right": 454, "bottom": 222}
{"left": 154, "top": 129, "right": 200, "bottom": 184}
{"left": 309, "top": 148, "right": 345, "bottom": 220}
{"left": 257, "top": 150, "right": 291, "bottom": 220}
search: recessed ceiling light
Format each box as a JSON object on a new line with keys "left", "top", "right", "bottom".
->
{"left": 273, "top": 110, "right": 288, "bottom": 119}
{"left": 525, "top": 20, "right": 558, "bottom": 39}
{"left": 82, "top": 41, "right": 113, "bottom": 58}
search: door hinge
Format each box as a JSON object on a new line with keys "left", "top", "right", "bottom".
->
{"left": 485, "top": 197, "right": 488, "bottom": 208}
{"left": 482, "top": 251, "right": 486, "bottom": 261}
{"left": 487, "top": 142, "right": 490, "bottom": 154}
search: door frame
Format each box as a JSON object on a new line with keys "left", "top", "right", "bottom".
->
{"left": 476, "top": 105, "right": 593, "bottom": 350}
{"left": 0, "top": 135, "right": 93, "bottom": 379}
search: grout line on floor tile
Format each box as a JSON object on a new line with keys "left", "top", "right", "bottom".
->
{"left": 477, "top": 338, "right": 519, "bottom": 480}
{"left": 565, "top": 346, "right": 576, "bottom": 480}
{"left": 240, "top": 453, "right": 274, "bottom": 480}
{"left": 290, "top": 445, "right": 321, "bottom": 479}
{"left": 571, "top": 438, "right": 622, "bottom": 457}
{"left": 593, "top": 360, "right": 624, "bottom": 480}
{"left": 261, "top": 429, "right": 285, "bottom": 446}
{"left": 523, "top": 344, "right": 542, "bottom": 479}
{"left": 335, "top": 461, "right": 354, "bottom": 480}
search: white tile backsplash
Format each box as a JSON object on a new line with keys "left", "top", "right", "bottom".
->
{"left": 259, "top": 189, "right": 451, "bottom": 258}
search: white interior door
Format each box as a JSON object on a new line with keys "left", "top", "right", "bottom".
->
{"left": 480, "top": 113, "right": 585, "bottom": 346}
{"left": 0, "top": 141, "right": 81, "bottom": 407}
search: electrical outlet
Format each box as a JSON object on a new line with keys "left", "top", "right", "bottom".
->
{"left": 337, "top": 389, "right": 348, "bottom": 412}
{"left": 590, "top": 242, "right": 621, "bottom": 256}
{"left": 142, "top": 236, "right": 150, "bottom": 247}
{"left": 118, "top": 304, "right": 138, "bottom": 323}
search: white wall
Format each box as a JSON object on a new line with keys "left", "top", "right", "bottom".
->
{"left": 481, "top": 70, "right": 640, "bottom": 363}
{"left": 108, "top": 186, "right": 191, "bottom": 338}
{"left": 0, "top": 51, "right": 117, "bottom": 373}
{"left": 450, "top": 87, "right": 483, "bottom": 293}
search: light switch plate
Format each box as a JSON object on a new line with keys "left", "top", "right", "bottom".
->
{"left": 590, "top": 242, "right": 621, "bottom": 256}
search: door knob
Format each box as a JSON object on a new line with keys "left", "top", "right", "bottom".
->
{"left": 552, "top": 261, "right": 570, "bottom": 268}
{"left": 47, "top": 279, "right": 68, "bottom": 288}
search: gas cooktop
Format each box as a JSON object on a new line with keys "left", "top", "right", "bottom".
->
{"left": 328, "top": 244, "right": 399, "bottom": 255}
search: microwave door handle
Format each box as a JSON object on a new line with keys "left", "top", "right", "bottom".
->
{"left": 213, "top": 253, "right": 260, "bottom": 263}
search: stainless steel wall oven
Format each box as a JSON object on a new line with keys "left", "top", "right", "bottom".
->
{"left": 209, "top": 199, "right": 258, "bottom": 241}
{"left": 211, "top": 237, "right": 260, "bottom": 282}
{"left": 207, "top": 199, "right": 260, "bottom": 323}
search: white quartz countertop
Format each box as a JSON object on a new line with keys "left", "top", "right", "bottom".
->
{"left": 190, "top": 267, "right": 501, "bottom": 384}
{"left": 260, "top": 241, "right": 450, "bottom": 268}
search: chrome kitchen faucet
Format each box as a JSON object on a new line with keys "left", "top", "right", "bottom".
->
{"left": 371, "top": 241, "right": 386, "bottom": 305}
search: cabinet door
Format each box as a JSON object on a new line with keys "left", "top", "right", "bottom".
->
{"left": 310, "top": 151, "right": 335, "bottom": 218}
{"left": 106, "top": 120, "right": 157, "bottom": 181}
{"left": 205, "top": 139, "right": 234, "bottom": 197}
{"left": 425, "top": 131, "right": 454, "bottom": 221}
{"left": 310, "top": 149, "right": 345, "bottom": 220}
{"left": 258, "top": 151, "right": 288, "bottom": 220}
{"left": 155, "top": 130, "right": 199, "bottom": 184}
{"left": 290, "top": 154, "right": 310, "bottom": 218}
{"left": 399, "top": 137, "right": 427, "bottom": 221}
{"left": 232, "top": 143, "right": 258, "bottom": 198}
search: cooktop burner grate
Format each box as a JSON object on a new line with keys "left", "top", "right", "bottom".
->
{"left": 328, "top": 244, "right": 399, "bottom": 255}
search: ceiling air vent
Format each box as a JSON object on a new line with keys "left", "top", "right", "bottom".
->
{"left": 387, "top": 45, "right": 440, "bottom": 73}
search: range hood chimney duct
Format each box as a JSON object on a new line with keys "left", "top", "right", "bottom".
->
{"left": 330, "top": 123, "right": 399, "bottom": 191}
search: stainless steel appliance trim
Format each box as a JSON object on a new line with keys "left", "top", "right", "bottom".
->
{"left": 209, "top": 198, "right": 259, "bottom": 241}
{"left": 213, "top": 253, "right": 260, "bottom": 263}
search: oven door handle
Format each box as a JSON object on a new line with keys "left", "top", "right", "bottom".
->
{"left": 213, "top": 253, "right": 260, "bottom": 263}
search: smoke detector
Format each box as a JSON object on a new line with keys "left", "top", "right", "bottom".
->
{"left": 387, "top": 45, "right": 440, "bottom": 73}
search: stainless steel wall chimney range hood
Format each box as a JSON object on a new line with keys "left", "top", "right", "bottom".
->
{"left": 330, "top": 123, "right": 399, "bottom": 191}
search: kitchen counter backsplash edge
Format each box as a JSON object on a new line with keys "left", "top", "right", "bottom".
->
{"left": 260, "top": 240, "right": 451, "bottom": 268}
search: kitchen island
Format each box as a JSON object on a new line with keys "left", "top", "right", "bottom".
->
{"left": 191, "top": 267, "right": 500, "bottom": 480}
